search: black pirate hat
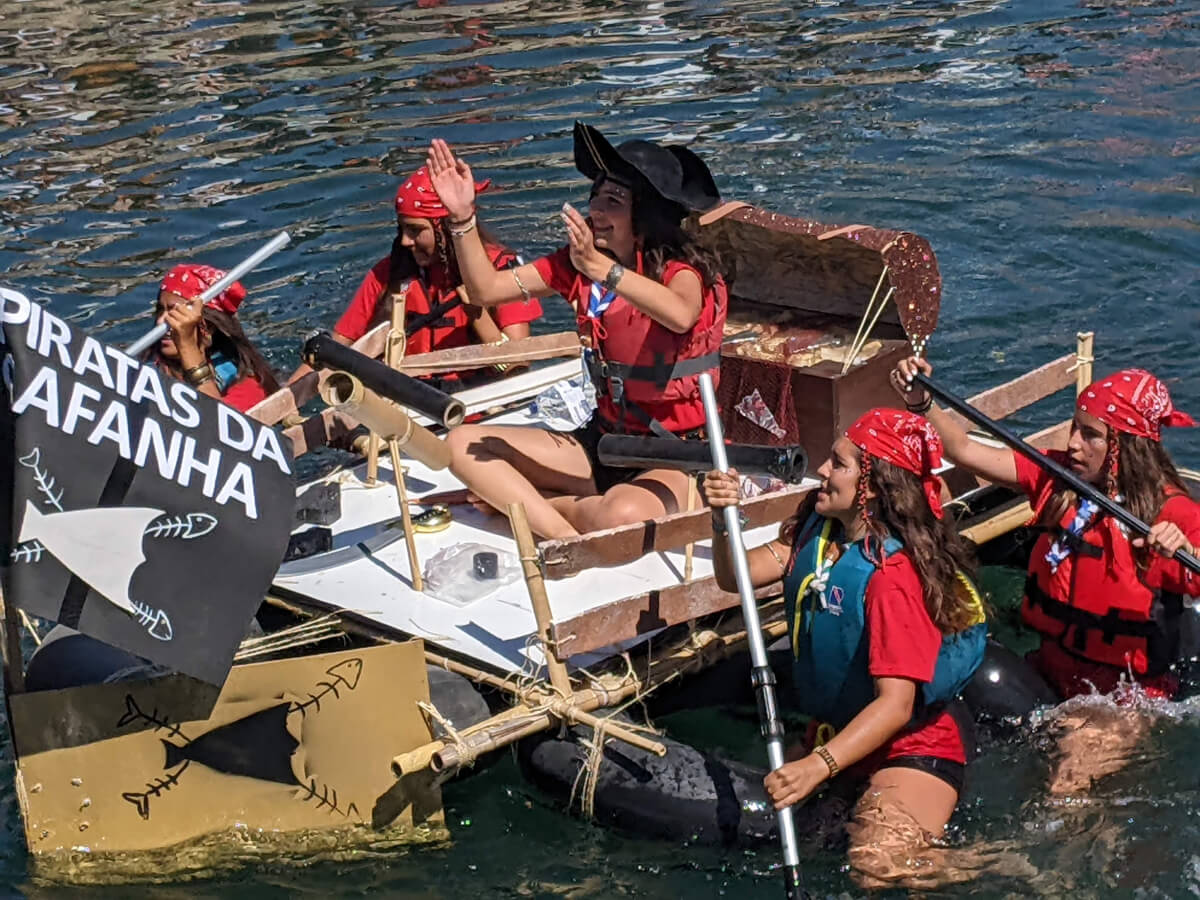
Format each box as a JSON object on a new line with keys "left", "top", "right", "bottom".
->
{"left": 573, "top": 121, "right": 721, "bottom": 213}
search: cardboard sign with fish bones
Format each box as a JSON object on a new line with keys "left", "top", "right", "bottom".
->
{"left": 9, "top": 642, "right": 442, "bottom": 859}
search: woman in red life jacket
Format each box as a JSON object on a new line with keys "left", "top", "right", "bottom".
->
{"left": 705, "top": 409, "right": 987, "bottom": 888}
{"left": 150, "top": 264, "right": 281, "bottom": 413}
{"left": 290, "top": 166, "right": 542, "bottom": 386}
{"left": 894, "top": 358, "right": 1200, "bottom": 792}
{"left": 425, "top": 122, "right": 727, "bottom": 539}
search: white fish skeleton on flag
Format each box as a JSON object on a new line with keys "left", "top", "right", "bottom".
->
{"left": 0, "top": 285, "right": 297, "bottom": 685}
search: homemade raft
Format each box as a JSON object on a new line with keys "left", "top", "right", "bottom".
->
{"left": 1, "top": 202, "right": 1101, "bottom": 875}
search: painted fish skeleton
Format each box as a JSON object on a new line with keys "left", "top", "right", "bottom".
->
{"left": 18, "top": 499, "right": 171, "bottom": 637}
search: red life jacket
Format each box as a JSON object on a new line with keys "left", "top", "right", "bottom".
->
{"left": 1021, "top": 491, "right": 1189, "bottom": 676}
{"left": 368, "top": 244, "right": 517, "bottom": 357}
{"left": 572, "top": 255, "right": 726, "bottom": 435}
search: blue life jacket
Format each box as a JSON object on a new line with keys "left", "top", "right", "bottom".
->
{"left": 782, "top": 514, "right": 987, "bottom": 730}
{"left": 210, "top": 348, "right": 240, "bottom": 395}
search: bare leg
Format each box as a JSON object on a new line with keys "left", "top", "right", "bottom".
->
{"left": 554, "top": 468, "right": 695, "bottom": 533}
{"left": 446, "top": 424, "right": 596, "bottom": 539}
{"left": 1047, "top": 704, "right": 1149, "bottom": 796}
{"left": 847, "top": 767, "right": 1042, "bottom": 890}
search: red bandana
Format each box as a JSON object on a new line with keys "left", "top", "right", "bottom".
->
{"left": 845, "top": 408, "right": 946, "bottom": 518}
{"left": 1077, "top": 369, "right": 1196, "bottom": 441}
{"left": 159, "top": 264, "right": 246, "bottom": 315}
{"left": 394, "top": 166, "right": 491, "bottom": 219}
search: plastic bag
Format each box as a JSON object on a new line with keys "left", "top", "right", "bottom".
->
{"left": 422, "top": 542, "right": 522, "bottom": 606}
{"left": 529, "top": 372, "right": 596, "bottom": 431}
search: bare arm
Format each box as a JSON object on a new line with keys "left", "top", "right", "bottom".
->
{"left": 763, "top": 677, "right": 917, "bottom": 809}
{"left": 561, "top": 203, "right": 702, "bottom": 334}
{"left": 703, "top": 469, "right": 792, "bottom": 592}
{"left": 893, "top": 356, "right": 1019, "bottom": 487}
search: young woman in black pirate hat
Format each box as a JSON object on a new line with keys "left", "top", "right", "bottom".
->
{"left": 425, "top": 123, "right": 728, "bottom": 539}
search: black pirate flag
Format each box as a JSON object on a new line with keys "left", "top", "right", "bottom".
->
{"left": 0, "top": 286, "right": 295, "bottom": 685}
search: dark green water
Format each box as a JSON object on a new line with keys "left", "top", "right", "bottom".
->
{"left": 1, "top": 0, "right": 1199, "bottom": 895}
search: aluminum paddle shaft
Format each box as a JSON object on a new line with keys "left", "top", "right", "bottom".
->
{"left": 126, "top": 231, "right": 292, "bottom": 357}
{"left": 698, "top": 374, "right": 805, "bottom": 900}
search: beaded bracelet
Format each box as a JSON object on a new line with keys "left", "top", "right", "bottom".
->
{"left": 814, "top": 744, "right": 840, "bottom": 779}
{"left": 448, "top": 214, "right": 477, "bottom": 237}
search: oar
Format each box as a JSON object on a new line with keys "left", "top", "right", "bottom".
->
{"left": 126, "top": 231, "right": 292, "bottom": 356}
{"left": 698, "top": 372, "right": 806, "bottom": 900}
{"left": 913, "top": 371, "right": 1200, "bottom": 575}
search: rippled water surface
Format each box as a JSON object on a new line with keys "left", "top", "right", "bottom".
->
{"left": 1, "top": 0, "right": 1199, "bottom": 896}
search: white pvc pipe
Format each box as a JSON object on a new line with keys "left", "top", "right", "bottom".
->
{"left": 126, "top": 231, "right": 292, "bottom": 357}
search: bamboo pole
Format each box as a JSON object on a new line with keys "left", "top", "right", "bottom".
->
{"left": 383, "top": 290, "right": 424, "bottom": 590}
{"left": 683, "top": 476, "right": 698, "bottom": 582}
{"left": 395, "top": 607, "right": 790, "bottom": 776}
{"left": 960, "top": 500, "right": 1033, "bottom": 546}
{"left": 508, "top": 502, "right": 573, "bottom": 698}
{"left": 1075, "top": 332, "right": 1094, "bottom": 396}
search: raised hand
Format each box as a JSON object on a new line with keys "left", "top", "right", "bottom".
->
{"left": 890, "top": 355, "right": 933, "bottom": 409}
{"left": 561, "top": 202, "right": 610, "bottom": 283}
{"left": 164, "top": 299, "right": 203, "bottom": 353}
{"left": 426, "top": 139, "right": 478, "bottom": 222}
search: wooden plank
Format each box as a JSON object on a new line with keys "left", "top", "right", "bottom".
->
{"left": 539, "top": 484, "right": 809, "bottom": 579}
{"left": 945, "top": 353, "right": 1076, "bottom": 431}
{"left": 246, "top": 323, "right": 390, "bottom": 426}
{"left": 399, "top": 332, "right": 580, "bottom": 376}
{"left": 552, "top": 577, "right": 779, "bottom": 659}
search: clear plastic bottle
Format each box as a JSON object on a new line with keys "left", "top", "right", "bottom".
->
{"left": 529, "top": 373, "right": 597, "bottom": 431}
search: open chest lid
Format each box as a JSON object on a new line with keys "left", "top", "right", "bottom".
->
{"left": 700, "top": 202, "right": 941, "bottom": 351}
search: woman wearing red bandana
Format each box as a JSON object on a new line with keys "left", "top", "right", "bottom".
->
{"left": 150, "top": 264, "right": 281, "bottom": 412}
{"left": 895, "top": 358, "right": 1200, "bottom": 793}
{"left": 424, "top": 123, "right": 727, "bottom": 539}
{"left": 303, "top": 166, "right": 541, "bottom": 385}
{"left": 705, "top": 409, "right": 988, "bottom": 887}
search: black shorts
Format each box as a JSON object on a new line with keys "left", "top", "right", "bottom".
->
{"left": 571, "top": 419, "right": 705, "bottom": 495}
{"left": 572, "top": 418, "right": 639, "bottom": 495}
{"left": 878, "top": 700, "right": 976, "bottom": 795}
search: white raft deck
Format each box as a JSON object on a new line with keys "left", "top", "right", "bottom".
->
{"left": 273, "top": 360, "right": 812, "bottom": 676}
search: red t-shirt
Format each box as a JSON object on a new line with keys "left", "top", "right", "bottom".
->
{"left": 334, "top": 250, "right": 543, "bottom": 347}
{"left": 863, "top": 552, "right": 966, "bottom": 764}
{"left": 221, "top": 376, "right": 269, "bottom": 413}
{"left": 532, "top": 246, "right": 724, "bottom": 433}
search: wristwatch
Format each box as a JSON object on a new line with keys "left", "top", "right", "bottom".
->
{"left": 602, "top": 262, "right": 625, "bottom": 293}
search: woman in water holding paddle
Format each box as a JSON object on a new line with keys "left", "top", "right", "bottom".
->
{"left": 705, "top": 408, "right": 987, "bottom": 887}
{"left": 316, "top": 165, "right": 542, "bottom": 386}
{"left": 894, "top": 358, "right": 1200, "bottom": 793}
{"left": 425, "top": 122, "right": 727, "bottom": 539}
{"left": 150, "top": 263, "right": 281, "bottom": 413}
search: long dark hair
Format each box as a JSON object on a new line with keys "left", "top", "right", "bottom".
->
{"left": 376, "top": 219, "right": 507, "bottom": 320}
{"left": 1038, "top": 429, "right": 1190, "bottom": 570}
{"left": 780, "top": 460, "right": 980, "bottom": 635}
{"left": 594, "top": 175, "right": 724, "bottom": 287}
{"left": 151, "top": 306, "right": 281, "bottom": 396}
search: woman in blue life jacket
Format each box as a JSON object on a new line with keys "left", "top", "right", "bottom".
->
{"left": 705, "top": 408, "right": 987, "bottom": 887}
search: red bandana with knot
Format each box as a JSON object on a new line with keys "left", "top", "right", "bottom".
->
{"left": 1077, "top": 369, "right": 1196, "bottom": 441}
{"left": 845, "top": 407, "right": 946, "bottom": 518}
{"left": 159, "top": 264, "right": 246, "bottom": 315}
{"left": 394, "top": 166, "right": 491, "bottom": 219}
